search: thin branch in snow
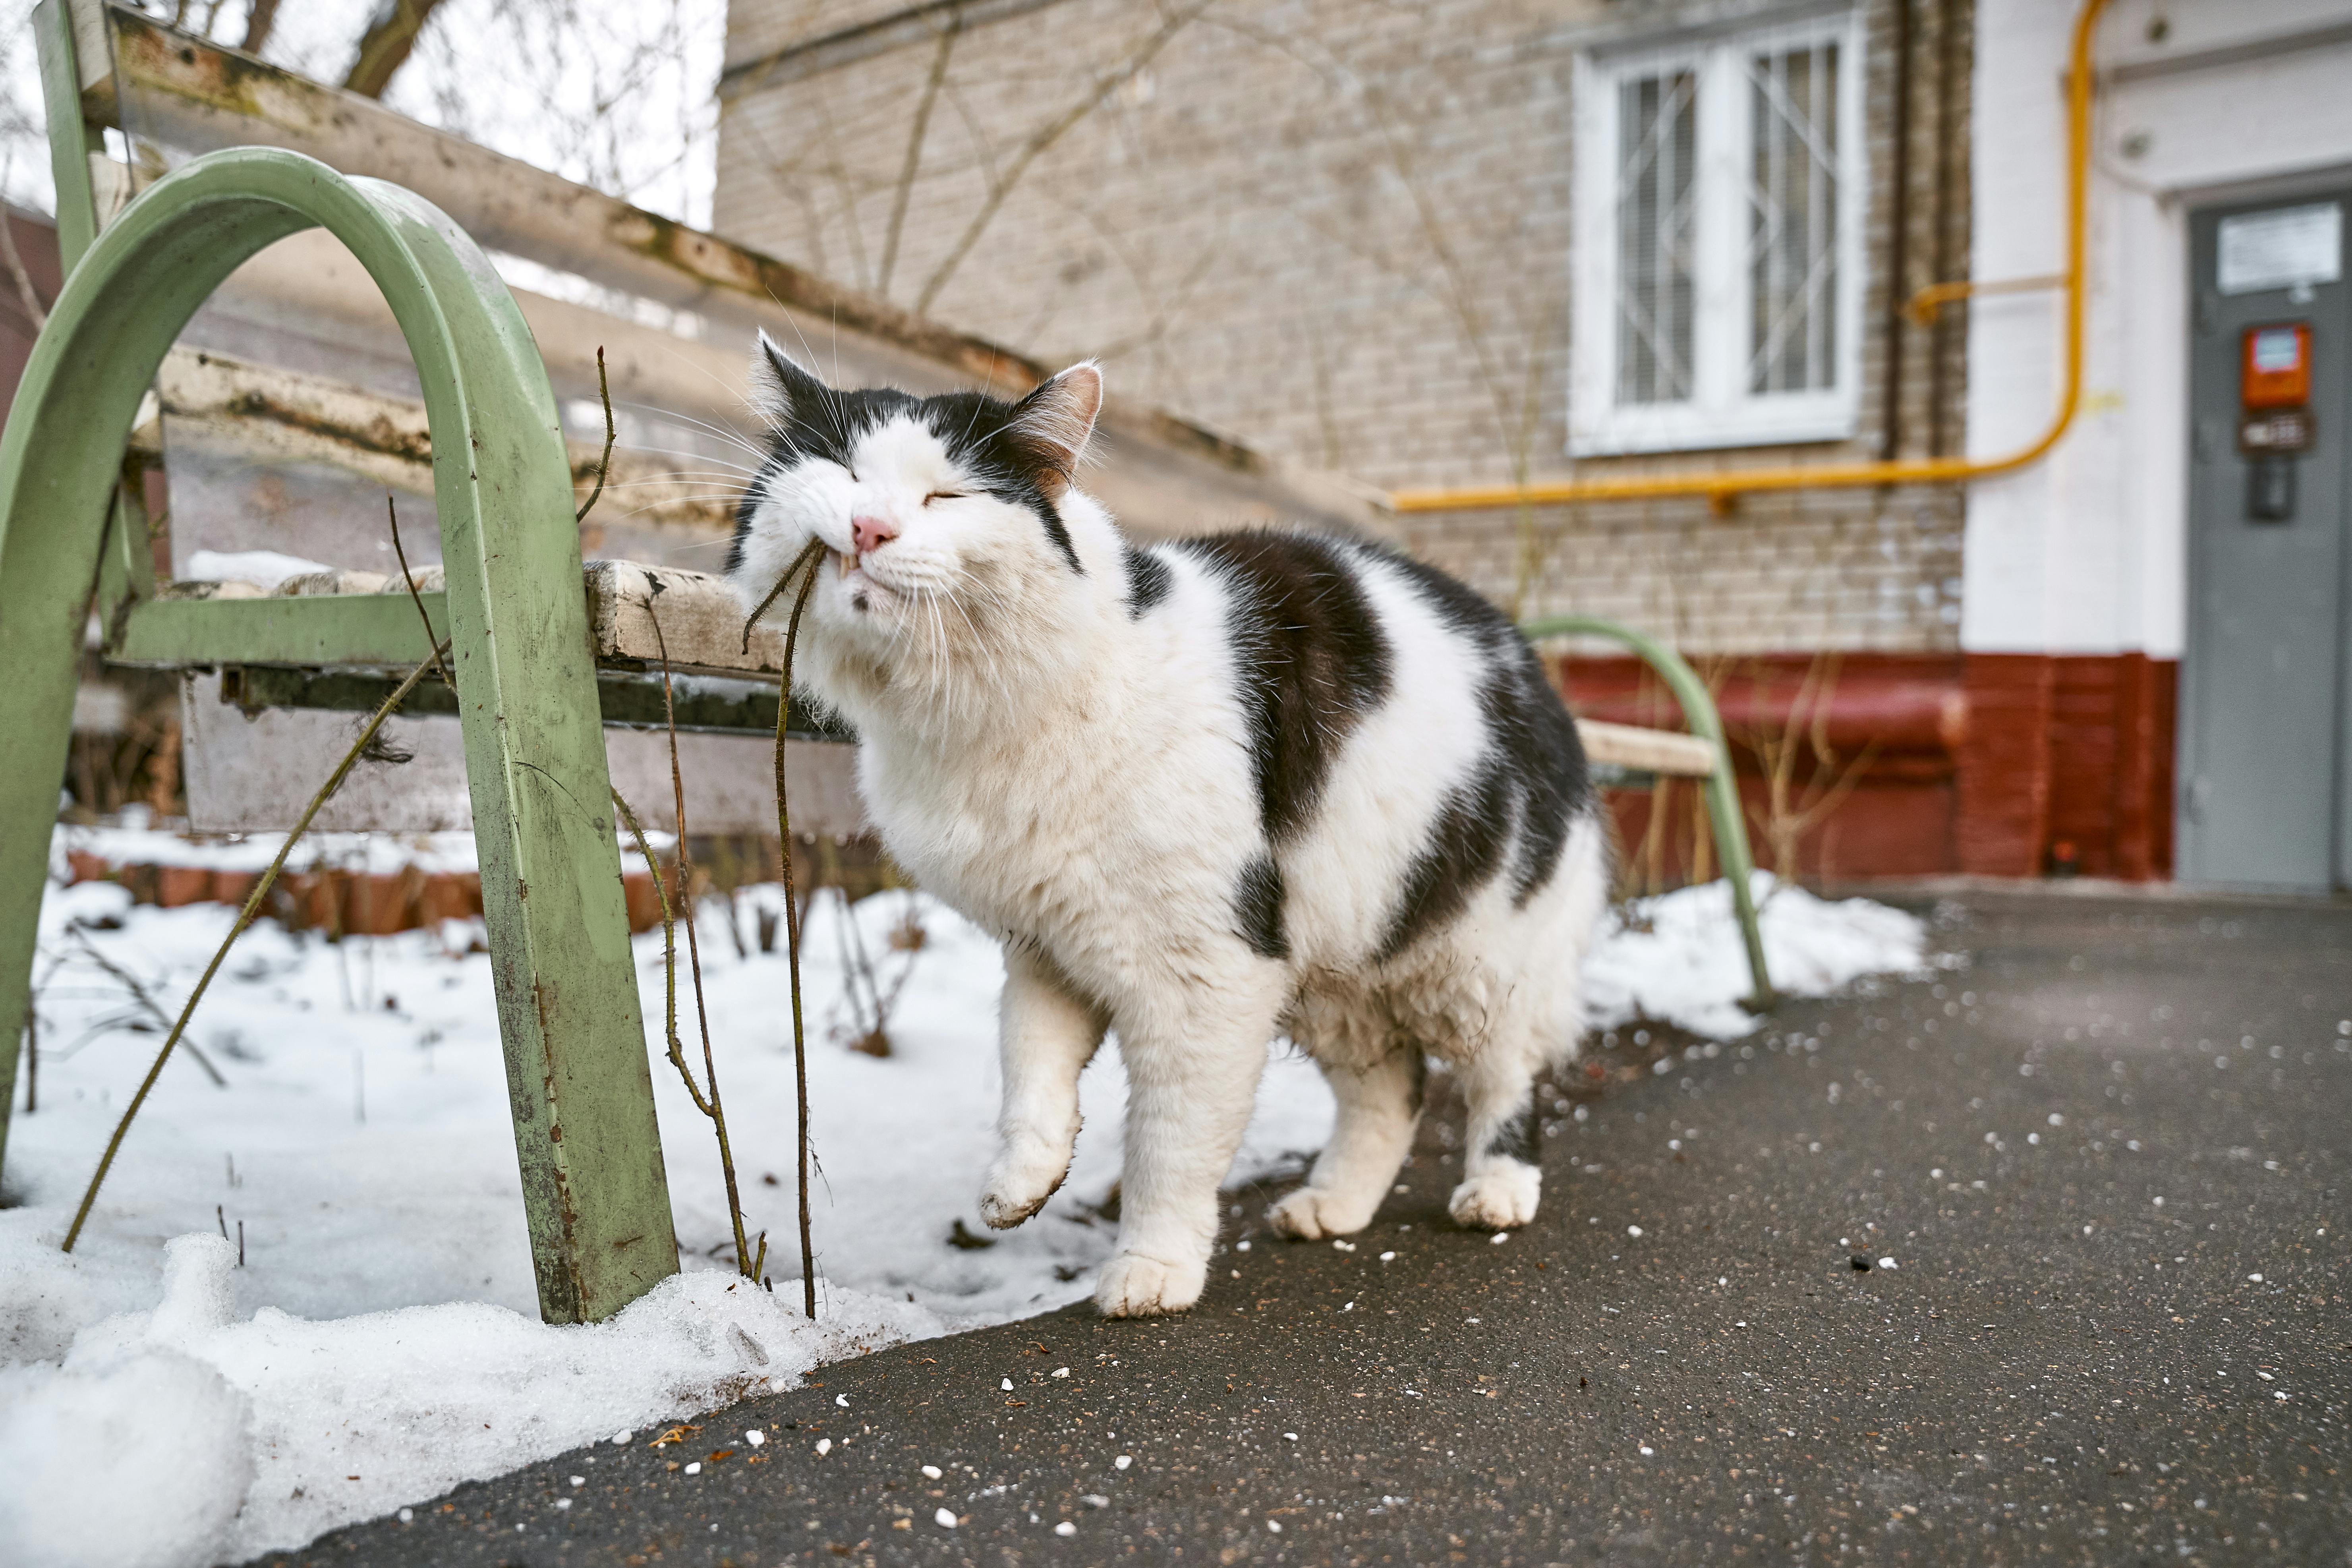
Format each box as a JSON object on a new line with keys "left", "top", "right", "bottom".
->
{"left": 62, "top": 643, "right": 449, "bottom": 1253}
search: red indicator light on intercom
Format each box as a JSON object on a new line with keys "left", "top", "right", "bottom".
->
{"left": 2242, "top": 323, "right": 2311, "bottom": 409}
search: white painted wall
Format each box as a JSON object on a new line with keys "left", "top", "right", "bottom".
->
{"left": 1962, "top": 0, "right": 2352, "bottom": 657}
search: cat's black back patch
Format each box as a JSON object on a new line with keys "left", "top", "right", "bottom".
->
{"left": 1234, "top": 854, "right": 1289, "bottom": 959}
{"left": 1370, "top": 548, "right": 1592, "bottom": 961}
{"left": 1374, "top": 748, "right": 1515, "bottom": 964}
{"left": 1176, "top": 531, "right": 1393, "bottom": 846}
{"left": 1123, "top": 545, "right": 1174, "bottom": 619}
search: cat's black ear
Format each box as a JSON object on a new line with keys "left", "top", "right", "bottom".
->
{"left": 749, "top": 330, "right": 830, "bottom": 433}
{"left": 1005, "top": 362, "right": 1102, "bottom": 500}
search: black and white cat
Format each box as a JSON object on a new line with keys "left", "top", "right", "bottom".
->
{"left": 728, "top": 336, "right": 1607, "bottom": 1317}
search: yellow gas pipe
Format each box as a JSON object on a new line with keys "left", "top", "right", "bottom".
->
{"left": 1388, "top": 0, "right": 2108, "bottom": 515}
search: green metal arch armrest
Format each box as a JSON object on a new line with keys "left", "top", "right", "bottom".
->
{"left": 0, "top": 147, "right": 679, "bottom": 1322}
{"left": 1521, "top": 614, "right": 1776, "bottom": 1011}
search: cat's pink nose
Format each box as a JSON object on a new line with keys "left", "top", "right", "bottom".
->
{"left": 851, "top": 515, "right": 897, "bottom": 556}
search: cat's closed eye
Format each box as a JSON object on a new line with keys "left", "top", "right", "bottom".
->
{"left": 923, "top": 491, "right": 968, "bottom": 505}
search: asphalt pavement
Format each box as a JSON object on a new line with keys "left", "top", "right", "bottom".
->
{"left": 272, "top": 886, "right": 2352, "bottom": 1566}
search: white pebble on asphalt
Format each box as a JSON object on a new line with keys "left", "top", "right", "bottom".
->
{"left": 922, "top": 1464, "right": 943, "bottom": 1479}
{"left": 1491, "top": 1233, "right": 1509, "bottom": 1245}
{"left": 1380, "top": 1251, "right": 1396, "bottom": 1262}
{"left": 1268, "top": 1520, "right": 1283, "bottom": 1533}
{"left": 936, "top": 1508, "right": 958, "bottom": 1528}
{"left": 816, "top": 1438, "right": 832, "bottom": 1456}
{"left": 1627, "top": 1226, "right": 1643, "bottom": 1237}
{"left": 743, "top": 1432, "right": 763, "bottom": 1448}
{"left": 683, "top": 1463, "right": 701, "bottom": 1475}
{"left": 1115, "top": 1455, "right": 1133, "bottom": 1470}
{"left": 1001, "top": 1378, "right": 1014, "bottom": 1391}
{"left": 1052, "top": 1367, "right": 1070, "bottom": 1378}
{"left": 570, "top": 1475, "right": 585, "bottom": 1487}
{"left": 610, "top": 1431, "right": 632, "bottom": 1446}
{"left": 1879, "top": 1257, "right": 1898, "bottom": 1269}
{"left": 1055, "top": 1522, "right": 1077, "bottom": 1536}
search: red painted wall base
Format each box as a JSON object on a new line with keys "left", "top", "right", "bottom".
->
{"left": 1552, "top": 651, "right": 2176, "bottom": 886}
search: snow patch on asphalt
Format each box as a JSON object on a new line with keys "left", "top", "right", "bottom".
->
{"left": 1587, "top": 873, "right": 1934, "bottom": 1039}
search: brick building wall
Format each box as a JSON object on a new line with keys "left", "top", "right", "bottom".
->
{"left": 707, "top": 0, "right": 2147, "bottom": 887}
{"left": 713, "top": 0, "right": 1977, "bottom": 655}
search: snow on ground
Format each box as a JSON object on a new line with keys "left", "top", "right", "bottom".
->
{"left": 0, "top": 837, "right": 1931, "bottom": 1565}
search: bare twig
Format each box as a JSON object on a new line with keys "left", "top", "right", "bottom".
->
{"left": 386, "top": 497, "right": 449, "bottom": 687}
{"left": 63, "top": 645, "right": 448, "bottom": 1252}
{"left": 64, "top": 929, "right": 228, "bottom": 1087}
{"left": 611, "top": 788, "right": 697, "bottom": 1106}
{"left": 576, "top": 347, "right": 616, "bottom": 524}
{"left": 651, "top": 604, "right": 762, "bottom": 1282}
{"left": 752, "top": 537, "right": 827, "bottom": 1319}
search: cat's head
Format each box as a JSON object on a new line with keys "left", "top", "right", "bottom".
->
{"left": 727, "top": 333, "right": 1102, "bottom": 657}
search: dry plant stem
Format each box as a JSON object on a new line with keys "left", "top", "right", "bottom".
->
{"left": 576, "top": 347, "right": 616, "bottom": 524}
{"left": 752, "top": 539, "right": 827, "bottom": 1319}
{"left": 649, "top": 607, "right": 761, "bottom": 1283}
{"left": 610, "top": 789, "right": 690, "bottom": 1108}
{"left": 62, "top": 646, "right": 447, "bottom": 1253}
{"left": 384, "top": 497, "right": 448, "bottom": 686}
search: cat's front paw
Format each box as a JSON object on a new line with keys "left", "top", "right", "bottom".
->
{"left": 1093, "top": 1251, "right": 1204, "bottom": 1317}
{"left": 1448, "top": 1164, "right": 1542, "bottom": 1230}
{"left": 1265, "top": 1185, "right": 1377, "bottom": 1241}
{"left": 977, "top": 1149, "right": 1070, "bottom": 1230}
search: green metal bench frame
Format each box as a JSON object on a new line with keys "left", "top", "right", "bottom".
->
{"left": 0, "top": 9, "right": 678, "bottom": 1324}
{"left": 1519, "top": 615, "right": 1775, "bottom": 1013}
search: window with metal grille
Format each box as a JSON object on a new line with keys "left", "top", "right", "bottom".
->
{"left": 1572, "top": 12, "right": 1865, "bottom": 456}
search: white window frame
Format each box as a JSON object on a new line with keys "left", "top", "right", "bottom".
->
{"left": 1570, "top": 9, "right": 1868, "bottom": 456}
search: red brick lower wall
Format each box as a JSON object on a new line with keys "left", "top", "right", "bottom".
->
{"left": 1956, "top": 653, "right": 2176, "bottom": 879}
{"left": 1555, "top": 650, "right": 2176, "bottom": 885}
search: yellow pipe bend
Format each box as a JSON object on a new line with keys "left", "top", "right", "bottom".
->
{"left": 1390, "top": 0, "right": 2108, "bottom": 514}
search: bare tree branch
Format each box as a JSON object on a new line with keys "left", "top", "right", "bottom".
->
{"left": 914, "top": 2, "right": 1207, "bottom": 317}
{"left": 877, "top": 14, "right": 961, "bottom": 300}
{"left": 239, "top": 0, "right": 282, "bottom": 56}
{"left": 342, "top": 0, "right": 449, "bottom": 101}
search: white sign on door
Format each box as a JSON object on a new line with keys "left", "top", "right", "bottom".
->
{"left": 2217, "top": 203, "right": 2341, "bottom": 296}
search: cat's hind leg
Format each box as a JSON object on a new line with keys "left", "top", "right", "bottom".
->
{"left": 978, "top": 945, "right": 1107, "bottom": 1230}
{"left": 1446, "top": 1038, "right": 1547, "bottom": 1230}
{"left": 1266, "top": 1046, "right": 1422, "bottom": 1240}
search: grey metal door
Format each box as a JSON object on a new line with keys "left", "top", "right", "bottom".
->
{"left": 2181, "top": 194, "right": 2351, "bottom": 891}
